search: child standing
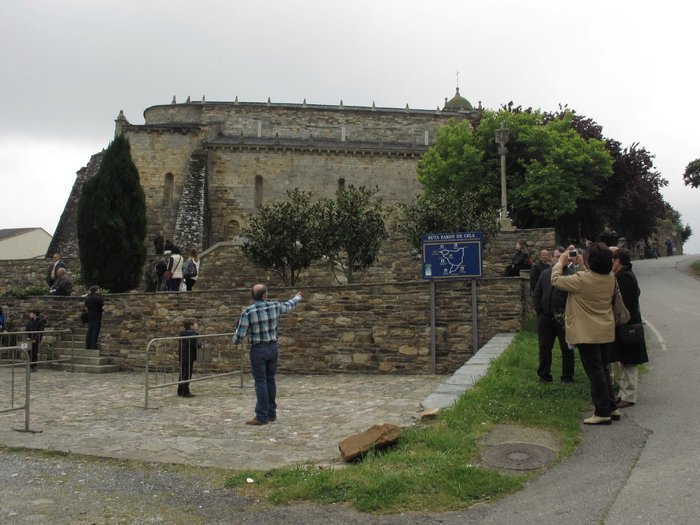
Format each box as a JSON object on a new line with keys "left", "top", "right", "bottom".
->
{"left": 177, "top": 319, "right": 199, "bottom": 397}
{"left": 25, "top": 309, "right": 46, "bottom": 371}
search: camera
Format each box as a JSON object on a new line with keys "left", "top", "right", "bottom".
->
{"left": 569, "top": 250, "right": 577, "bottom": 257}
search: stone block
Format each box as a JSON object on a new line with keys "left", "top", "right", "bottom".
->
{"left": 420, "top": 407, "right": 440, "bottom": 419}
{"left": 398, "top": 345, "right": 418, "bottom": 355}
{"left": 339, "top": 423, "right": 400, "bottom": 462}
{"left": 378, "top": 361, "right": 394, "bottom": 373}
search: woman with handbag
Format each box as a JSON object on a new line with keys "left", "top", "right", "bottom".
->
{"left": 165, "top": 247, "right": 184, "bottom": 292}
{"left": 609, "top": 248, "right": 648, "bottom": 408}
{"left": 552, "top": 242, "right": 620, "bottom": 425}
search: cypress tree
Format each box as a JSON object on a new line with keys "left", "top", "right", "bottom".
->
{"left": 77, "top": 134, "right": 147, "bottom": 292}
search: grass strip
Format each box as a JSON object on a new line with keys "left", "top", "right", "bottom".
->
{"left": 226, "top": 323, "right": 591, "bottom": 513}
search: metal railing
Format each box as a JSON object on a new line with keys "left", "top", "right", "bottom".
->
{"left": 143, "top": 331, "right": 245, "bottom": 408}
{"left": 0, "top": 346, "right": 39, "bottom": 433}
{"left": 0, "top": 328, "right": 77, "bottom": 370}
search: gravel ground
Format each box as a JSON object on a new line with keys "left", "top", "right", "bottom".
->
{"left": 0, "top": 447, "right": 492, "bottom": 525}
{"left": 0, "top": 447, "right": 254, "bottom": 524}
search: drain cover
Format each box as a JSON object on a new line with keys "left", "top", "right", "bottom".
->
{"left": 480, "top": 442, "right": 555, "bottom": 471}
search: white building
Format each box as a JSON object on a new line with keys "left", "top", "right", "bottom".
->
{"left": 0, "top": 228, "right": 52, "bottom": 260}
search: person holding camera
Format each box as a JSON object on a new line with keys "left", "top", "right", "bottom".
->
{"left": 552, "top": 243, "right": 620, "bottom": 425}
{"left": 533, "top": 247, "right": 575, "bottom": 384}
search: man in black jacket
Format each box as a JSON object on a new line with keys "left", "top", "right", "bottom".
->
{"left": 530, "top": 249, "right": 551, "bottom": 293}
{"left": 533, "top": 246, "right": 575, "bottom": 383}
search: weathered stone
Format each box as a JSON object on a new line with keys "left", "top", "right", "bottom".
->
{"left": 338, "top": 423, "right": 401, "bottom": 462}
{"left": 378, "top": 361, "right": 394, "bottom": 373}
{"left": 420, "top": 407, "right": 440, "bottom": 419}
{"left": 340, "top": 332, "right": 355, "bottom": 343}
{"left": 352, "top": 353, "right": 370, "bottom": 364}
{"left": 398, "top": 345, "right": 418, "bottom": 355}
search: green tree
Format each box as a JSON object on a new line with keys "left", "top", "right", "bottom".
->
{"left": 417, "top": 119, "right": 494, "bottom": 207}
{"left": 417, "top": 110, "right": 614, "bottom": 241}
{"left": 240, "top": 189, "right": 323, "bottom": 286}
{"left": 317, "top": 185, "right": 388, "bottom": 284}
{"left": 396, "top": 189, "right": 500, "bottom": 250}
{"left": 683, "top": 158, "right": 700, "bottom": 188}
{"left": 77, "top": 134, "right": 147, "bottom": 292}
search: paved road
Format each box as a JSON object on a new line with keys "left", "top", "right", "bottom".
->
{"left": 605, "top": 254, "right": 700, "bottom": 524}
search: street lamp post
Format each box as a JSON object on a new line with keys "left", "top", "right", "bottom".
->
{"left": 494, "top": 122, "right": 515, "bottom": 230}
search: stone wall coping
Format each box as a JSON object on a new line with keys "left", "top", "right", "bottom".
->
{"left": 144, "top": 100, "right": 480, "bottom": 118}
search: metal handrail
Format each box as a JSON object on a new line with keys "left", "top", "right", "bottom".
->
{"left": 0, "top": 328, "right": 75, "bottom": 369}
{"left": 0, "top": 346, "right": 38, "bottom": 432}
{"left": 144, "top": 332, "right": 244, "bottom": 408}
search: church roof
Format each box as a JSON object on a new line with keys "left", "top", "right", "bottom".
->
{"left": 443, "top": 87, "right": 473, "bottom": 111}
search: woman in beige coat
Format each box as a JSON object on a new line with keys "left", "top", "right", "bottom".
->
{"left": 552, "top": 242, "right": 620, "bottom": 425}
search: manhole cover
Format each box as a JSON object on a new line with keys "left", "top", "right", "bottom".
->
{"left": 480, "top": 442, "right": 555, "bottom": 471}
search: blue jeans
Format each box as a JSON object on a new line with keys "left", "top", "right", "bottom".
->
{"left": 249, "top": 341, "right": 279, "bottom": 422}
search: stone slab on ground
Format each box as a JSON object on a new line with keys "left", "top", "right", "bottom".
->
{"left": 338, "top": 423, "right": 400, "bottom": 462}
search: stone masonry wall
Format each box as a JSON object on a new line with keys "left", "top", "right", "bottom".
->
{"left": 0, "top": 278, "right": 526, "bottom": 375}
{"left": 143, "top": 102, "right": 476, "bottom": 144}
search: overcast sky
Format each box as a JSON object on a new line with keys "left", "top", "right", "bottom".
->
{"left": 2, "top": 0, "right": 698, "bottom": 253}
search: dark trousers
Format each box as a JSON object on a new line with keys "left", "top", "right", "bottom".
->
{"left": 249, "top": 341, "right": 279, "bottom": 423}
{"left": 537, "top": 314, "right": 574, "bottom": 381}
{"left": 185, "top": 278, "right": 197, "bottom": 291}
{"left": 178, "top": 349, "right": 196, "bottom": 396}
{"left": 85, "top": 315, "right": 102, "bottom": 349}
{"left": 166, "top": 278, "right": 182, "bottom": 292}
{"left": 30, "top": 340, "right": 39, "bottom": 369}
{"left": 578, "top": 343, "right": 617, "bottom": 417}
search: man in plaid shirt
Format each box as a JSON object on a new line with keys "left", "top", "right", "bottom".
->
{"left": 234, "top": 283, "right": 303, "bottom": 425}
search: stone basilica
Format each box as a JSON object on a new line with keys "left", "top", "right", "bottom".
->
{"left": 48, "top": 89, "right": 481, "bottom": 257}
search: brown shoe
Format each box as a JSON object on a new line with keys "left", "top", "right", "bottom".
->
{"left": 617, "top": 400, "right": 635, "bottom": 409}
{"left": 245, "top": 418, "right": 268, "bottom": 426}
{"left": 583, "top": 415, "right": 612, "bottom": 425}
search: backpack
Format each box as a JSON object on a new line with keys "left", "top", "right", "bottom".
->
{"left": 183, "top": 259, "right": 198, "bottom": 279}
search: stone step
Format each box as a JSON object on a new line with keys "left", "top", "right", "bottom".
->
{"left": 50, "top": 347, "right": 102, "bottom": 358}
{"left": 56, "top": 355, "right": 112, "bottom": 366}
{"left": 50, "top": 362, "right": 120, "bottom": 374}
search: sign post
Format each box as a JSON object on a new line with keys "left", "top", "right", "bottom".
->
{"left": 421, "top": 232, "right": 483, "bottom": 373}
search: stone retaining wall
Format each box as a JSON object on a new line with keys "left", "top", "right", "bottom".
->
{"left": 0, "top": 277, "right": 529, "bottom": 375}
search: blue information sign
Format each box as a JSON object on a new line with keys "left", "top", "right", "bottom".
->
{"left": 421, "top": 231, "right": 483, "bottom": 280}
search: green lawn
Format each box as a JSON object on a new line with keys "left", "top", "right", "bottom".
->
{"left": 226, "top": 323, "right": 591, "bottom": 513}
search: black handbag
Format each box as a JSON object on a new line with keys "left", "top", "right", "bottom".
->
{"left": 617, "top": 323, "right": 644, "bottom": 344}
{"left": 80, "top": 306, "right": 88, "bottom": 324}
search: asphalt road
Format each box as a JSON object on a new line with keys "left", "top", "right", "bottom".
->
{"left": 605, "top": 254, "right": 700, "bottom": 524}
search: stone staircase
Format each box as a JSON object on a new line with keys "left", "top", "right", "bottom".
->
{"left": 47, "top": 327, "right": 120, "bottom": 374}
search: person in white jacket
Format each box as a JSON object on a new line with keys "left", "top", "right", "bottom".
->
{"left": 166, "top": 247, "right": 184, "bottom": 291}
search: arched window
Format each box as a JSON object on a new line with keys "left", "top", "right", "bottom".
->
{"left": 254, "top": 175, "right": 263, "bottom": 209}
{"left": 164, "top": 173, "right": 174, "bottom": 207}
{"left": 227, "top": 220, "right": 240, "bottom": 239}
{"left": 337, "top": 177, "right": 345, "bottom": 192}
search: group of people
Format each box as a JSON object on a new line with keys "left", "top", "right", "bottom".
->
{"left": 47, "top": 253, "right": 72, "bottom": 296}
{"left": 531, "top": 242, "right": 648, "bottom": 425}
{"left": 145, "top": 245, "right": 200, "bottom": 292}
{"left": 634, "top": 237, "right": 675, "bottom": 259}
